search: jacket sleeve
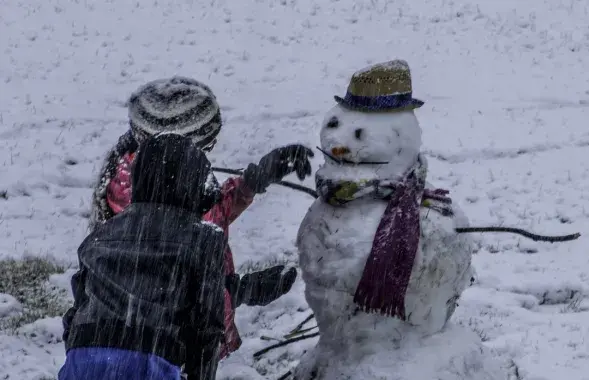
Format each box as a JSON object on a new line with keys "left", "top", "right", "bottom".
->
{"left": 62, "top": 266, "right": 87, "bottom": 344}
{"left": 216, "top": 177, "right": 256, "bottom": 227}
{"left": 105, "top": 152, "right": 133, "bottom": 215}
{"left": 88, "top": 149, "right": 118, "bottom": 232}
{"left": 184, "top": 228, "right": 227, "bottom": 380}
{"left": 88, "top": 130, "right": 137, "bottom": 231}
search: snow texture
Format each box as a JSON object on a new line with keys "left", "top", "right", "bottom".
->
{"left": 154, "top": 131, "right": 184, "bottom": 137}
{"left": 356, "top": 59, "right": 411, "bottom": 74}
{"left": 202, "top": 220, "right": 224, "bottom": 234}
{"left": 318, "top": 105, "right": 422, "bottom": 180}
{"left": 2, "top": 0, "right": 589, "bottom": 378}
{"left": 0, "top": 294, "right": 22, "bottom": 318}
{"left": 295, "top": 106, "right": 496, "bottom": 379}
{"left": 293, "top": 324, "right": 513, "bottom": 380}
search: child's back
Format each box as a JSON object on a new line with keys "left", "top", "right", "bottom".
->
{"left": 60, "top": 134, "right": 226, "bottom": 380}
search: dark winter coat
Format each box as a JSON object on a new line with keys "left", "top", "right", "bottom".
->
{"left": 63, "top": 203, "right": 226, "bottom": 373}
{"left": 64, "top": 134, "right": 228, "bottom": 378}
{"left": 88, "top": 131, "right": 253, "bottom": 358}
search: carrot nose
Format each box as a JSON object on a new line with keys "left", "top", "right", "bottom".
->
{"left": 331, "top": 146, "right": 351, "bottom": 157}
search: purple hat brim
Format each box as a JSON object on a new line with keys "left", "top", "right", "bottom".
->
{"left": 334, "top": 93, "right": 424, "bottom": 113}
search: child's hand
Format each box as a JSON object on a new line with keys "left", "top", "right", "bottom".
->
{"left": 242, "top": 144, "right": 314, "bottom": 194}
{"left": 233, "top": 265, "right": 298, "bottom": 307}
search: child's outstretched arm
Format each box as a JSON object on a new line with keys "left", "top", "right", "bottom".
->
{"left": 212, "top": 144, "right": 314, "bottom": 228}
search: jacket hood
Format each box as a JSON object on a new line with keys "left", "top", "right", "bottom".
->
{"left": 131, "top": 133, "right": 221, "bottom": 215}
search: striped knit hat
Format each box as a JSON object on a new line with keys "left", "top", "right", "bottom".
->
{"left": 128, "top": 76, "right": 222, "bottom": 150}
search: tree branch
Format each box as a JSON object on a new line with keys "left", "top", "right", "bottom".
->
{"left": 253, "top": 332, "right": 319, "bottom": 359}
{"left": 288, "top": 313, "right": 315, "bottom": 335}
{"left": 455, "top": 227, "right": 580, "bottom": 243}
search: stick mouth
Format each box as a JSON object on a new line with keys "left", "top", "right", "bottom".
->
{"left": 316, "top": 146, "right": 389, "bottom": 166}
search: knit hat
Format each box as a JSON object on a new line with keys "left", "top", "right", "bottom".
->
{"left": 128, "top": 76, "right": 222, "bottom": 150}
{"left": 131, "top": 133, "right": 221, "bottom": 215}
{"left": 334, "top": 60, "right": 424, "bottom": 113}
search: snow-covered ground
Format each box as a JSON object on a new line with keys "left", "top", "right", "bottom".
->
{"left": 1, "top": 0, "right": 589, "bottom": 378}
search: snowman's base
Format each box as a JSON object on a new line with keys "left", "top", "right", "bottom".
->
{"left": 216, "top": 363, "right": 265, "bottom": 380}
{"left": 291, "top": 323, "right": 512, "bottom": 380}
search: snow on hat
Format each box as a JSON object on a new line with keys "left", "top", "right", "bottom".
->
{"left": 131, "top": 133, "right": 221, "bottom": 215}
{"left": 128, "top": 76, "right": 222, "bottom": 149}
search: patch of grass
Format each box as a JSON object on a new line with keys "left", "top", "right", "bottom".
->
{"left": 0, "top": 257, "right": 70, "bottom": 332}
{"left": 457, "top": 317, "right": 490, "bottom": 342}
{"left": 560, "top": 292, "right": 585, "bottom": 313}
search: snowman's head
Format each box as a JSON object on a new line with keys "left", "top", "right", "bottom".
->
{"left": 319, "top": 104, "right": 422, "bottom": 179}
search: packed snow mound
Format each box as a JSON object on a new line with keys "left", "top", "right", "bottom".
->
{"left": 216, "top": 363, "right": 265, "bottom": 380}
{"left": 292, "top": 324, "right": 514, "bottom": 380}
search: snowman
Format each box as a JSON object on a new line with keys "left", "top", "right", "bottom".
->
{"left": 292, "top": 60, "right": 510, "bottom": 380}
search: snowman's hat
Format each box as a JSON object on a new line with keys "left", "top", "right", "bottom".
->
{"left": 334, "top": 60, "right": 424, "bottom": 113}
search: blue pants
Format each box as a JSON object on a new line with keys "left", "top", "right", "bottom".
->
{"left": 58, "top": 347, "right": 181, "bottom": 380}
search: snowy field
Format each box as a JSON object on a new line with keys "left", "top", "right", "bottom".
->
{"left": 2, "top": 0, "right": 589, "bottom": 378}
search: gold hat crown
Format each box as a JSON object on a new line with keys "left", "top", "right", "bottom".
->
{"left": 347, "top": 60, "right": 413, "bottom": 97}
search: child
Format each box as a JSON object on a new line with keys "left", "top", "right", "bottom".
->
{"left": 59, "top": 134, "right": 227, "bottom": 380}
{"left": 85, "top": 76, "right": 311, "bottom": 362}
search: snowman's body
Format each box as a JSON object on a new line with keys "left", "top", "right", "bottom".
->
{"left": 292, "top": 105, "right": 508, "bottom": 380}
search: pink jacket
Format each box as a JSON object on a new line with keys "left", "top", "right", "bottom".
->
{"left": 106, "top": 152, "right": 255, "bottom": 358}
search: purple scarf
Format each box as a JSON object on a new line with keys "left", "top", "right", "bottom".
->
{"left": 316, "top": 156, "right": 453, "bottom": 319}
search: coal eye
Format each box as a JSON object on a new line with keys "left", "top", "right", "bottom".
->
{"left": 354, "top": 128, "right": 363, "bottom": 139}
{"left": 326, "top": 117, "right": 339, "bottom": 129}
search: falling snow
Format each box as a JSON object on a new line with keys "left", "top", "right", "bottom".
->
{"left": 2, "top": 0, "right": 589, "bottom": 379}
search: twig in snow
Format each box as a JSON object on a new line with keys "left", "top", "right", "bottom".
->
{"left": 289, "top": 313, "right": 315, "bottom": 335}
{"left": 260, "top": 335, "right": 283, "bottom": 342}
{"left": 455, "top": 227, "right": 580, "bottom": 243}
{"left": 253, "top": 332, "right": 320, "bottom": 359}
{"left": 277, "top": 371, "right": 292, "bottom": 380}
{"left": 284, "top": 325, "right": 318, "bottom": 340}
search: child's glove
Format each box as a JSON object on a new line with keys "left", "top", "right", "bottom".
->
{"left": 242, "top": 144, "right": 314, "bottom": 194}
{"left": 227, "top": 266, "right": 297, "bottom": 307}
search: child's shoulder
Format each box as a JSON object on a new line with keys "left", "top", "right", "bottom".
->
{"left": 200, "top": 220, "right": 224, "bottom": 234}
{"left": 197, "top": 220, "right": 226, "bottom": 245}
